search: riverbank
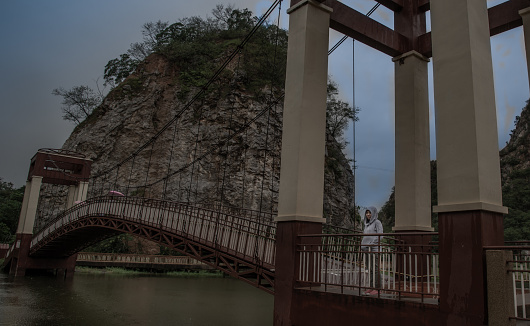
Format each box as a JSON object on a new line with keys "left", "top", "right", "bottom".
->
{"left": 1, "top": 269, "right": 273, "bottom": 326}
{"left": 75, "top": 266, "right": 224, "bottom": 277}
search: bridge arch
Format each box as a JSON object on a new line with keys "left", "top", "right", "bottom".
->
{"left": 17, "top": 196, "right": 277, "bottom": 293}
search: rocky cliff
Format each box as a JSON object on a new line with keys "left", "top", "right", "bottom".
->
{"left": 499, "top": 101, "right": 530, "bottom": 240}
{"left": 500, "top": 100, "right": 530, "bottom": 179}
{"left": 60, "top": 53, "right": 355, "bottom": 229}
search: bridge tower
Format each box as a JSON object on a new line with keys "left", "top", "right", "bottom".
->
{"left": 273, "top": 0, "right": 530, "bottom": 325}
{"left": 9, "top": 149, "right": 91, "bottom": 277}
{"left": 274, "top": 1, "right": 331, "bottom": 324}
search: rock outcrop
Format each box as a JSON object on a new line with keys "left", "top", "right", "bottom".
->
{"left": 58, "top": 53, "right": 355, "bottom": 230}
{"left": 500, "top": 100, "right": 530, "bottom": 180}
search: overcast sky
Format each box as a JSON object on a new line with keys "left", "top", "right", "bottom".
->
{"left": 1, "top": 0, "right": 528, "bottom": 211}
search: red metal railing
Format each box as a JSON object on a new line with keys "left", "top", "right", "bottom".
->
{"left": 30, "top": 196, "right": 277, "bottom": 268}
{"left": 297, "top": 232, "right": 439, "bottom": 304}
{"left": 76, "top": 252, "right": 207, "bottom": 266}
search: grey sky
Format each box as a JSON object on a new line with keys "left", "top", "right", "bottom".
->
{"left": 1, "top": 0, "right": 528, "bottom": 212}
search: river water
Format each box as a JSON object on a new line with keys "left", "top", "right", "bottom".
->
{"left": 0, "top": 271, "right": 273, "bottom": 326}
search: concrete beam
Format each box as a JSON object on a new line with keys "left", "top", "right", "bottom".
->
{"left": 489, "top": 0, "right": 530, "bottom": 36}
{"left": 324, "top": 0, "right": 409, "bottom": 57}
{"left": 375, "top": 0, "right": 404, "bottom": 12}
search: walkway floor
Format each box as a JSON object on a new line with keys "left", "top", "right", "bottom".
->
{"left": 297, "top": 284, "right": 439, "bottom": 305}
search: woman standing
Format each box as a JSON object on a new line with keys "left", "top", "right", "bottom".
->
{"left": 361, "top": 206, "right": 383, "bottom": 295}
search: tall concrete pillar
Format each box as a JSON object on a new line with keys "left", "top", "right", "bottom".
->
{"left": 15, "top": 180, "right": 32, "bottom": 234}
{"left": 274, "top": 0, "right": 331, "bottom": 325}
{"left": 520, "top": 8, "right": 530, "bottom": 91}
{"left": 66, "top": 181, "right": 89, "bottom": 209}
{"left": 392, "top": 51, "right": 432, "bottom": 232}
{"left": 77, "top": 181, "right": 89, "bottom": 202}
{"left": 430, "top": 0, "right": 507, "bottom": 324}
{"left": 11, "top": 176, "right": 42, "bottom": 277}
{"left": 19, "top": 176, "right": 43, "bottom": 235}
{"left": 67, "top": 185, "right": 76, "bottom": 209}
{"left": 275, "top": 0, "right": 331, "bottom": 224}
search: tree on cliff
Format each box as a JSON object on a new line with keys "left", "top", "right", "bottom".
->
{"left": 0, "top": 179, "right": 24, "bottom": 243}
{"left": 52, "top": 85, "right": 103, "bottom": 125}
{"left": 104, "top": 20, "right": 169, "bottom": 88}
{"left": 326, "top": 81, "right": 359, "bottom": 148}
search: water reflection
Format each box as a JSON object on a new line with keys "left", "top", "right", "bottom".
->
{"left": 0, "top": 271, "right": 273, "bottom": 326}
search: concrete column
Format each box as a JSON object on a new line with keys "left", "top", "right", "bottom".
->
{"left": 275, "top": 0, "right": 332, "bottom": 224}
{"left": 77, "top": 181, "right": 89, "bottom": 202}
{"left": 15, "top": 180, "right": 32, "bottom": 234}
{"left": 430, "top": 0, "right": 506, "bottom": 214}
{"left": 392, "top": 51, "right": 433, "bottom": 232}
{"left": 66, "top": 181, "right": 89, "bottom": 209}
{"left": 66, "top": 185, "right": 76, "bottom": 209}
{"left": 520, "top": 8, "right": 530, "bottom": 92}
{"left": 274, "top": 1, "right": 331, "bottom": 325}
{"left": 21, "top": 176, "right": 43, "bottom": 235}
{"left": 430, "top": 0, "right": 507, "bottom": 324}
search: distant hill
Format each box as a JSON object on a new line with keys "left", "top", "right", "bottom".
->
{"left": 46, "top": 7, "right": 357, "bottom": 254}
{"left": 500, "top": 100, "right": 530, "bottom": 241}
{"left": 380, "top": 101, "right": 530, "bottom": 241}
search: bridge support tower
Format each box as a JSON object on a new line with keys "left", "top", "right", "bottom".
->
{"left": 8, "top": 149, "right": 91, "bottom": 278}
{"left": 274, "top": 1, "right": 331, "bottom": 325}
{"left": 430, "top": 0, "right": 508, "bottom": 324}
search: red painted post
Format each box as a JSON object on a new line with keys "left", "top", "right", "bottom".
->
{"left": 273, "top": 221, "right": 322, "bottom": 325}
{"left": 438, "top": 210, "right": 504, "bottom": 325}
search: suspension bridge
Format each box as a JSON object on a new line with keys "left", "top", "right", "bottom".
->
{"left": 3, "top": 0, "right": 530, "bottom": 325}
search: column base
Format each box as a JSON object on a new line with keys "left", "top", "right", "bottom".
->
{"left": 8, "top": 233, "right": 78, "bottom": 279}
{"left": 274, "top": 220, "right": 322, "bottom": 326}
{"left": 439, "top": 210, "right": 504, "bottom": 326}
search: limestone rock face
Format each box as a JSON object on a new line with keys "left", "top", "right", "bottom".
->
{"left": 500, "top": 101, "right": 530, "bottom": 181}
{"left": 60, "top": 53, "right": 355, "bottom": 229}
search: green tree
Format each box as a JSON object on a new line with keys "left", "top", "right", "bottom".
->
{"left": 379, "top": 187, "right": 395, "bottom": 233}
{"left": 85, "top": 234, "right": 132, "bottom": 253}
{"left": 52, "top": 85, "right": 103, "bottom": 125}
{"left": 502, "top": 168, "right": 530, "bottom": 241}
{"left": 103, "top": 54, "right": 139, "bottom": 88}
{"left": 104, "top": 6, "right": 289, "bottom": 98}
{"left": 104, "top": 20, "right": 169, "bottom": 87}
{"left": 0, "top": 179, "right": 24, "bottom": 243}
{"left": 379, "top": 161, "right": 438, "bottom": 232}
{"left": 326, "top": 81, "right": 359, "bottom": 148}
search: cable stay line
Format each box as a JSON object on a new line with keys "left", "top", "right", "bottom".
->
{"left": 90, "top": 0, "right": 283, "bottom": 179}
{"left": 328, "top": 2, "right": 380, "bottom": 55}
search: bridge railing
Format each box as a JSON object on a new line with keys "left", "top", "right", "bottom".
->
{"left": 296, "top": 232, "right": 439, "bottom": 304}
{"left": 30, "top": 196, "right": 276, "bottom": 267}
{"left": 76, "top": 252, "right": 207, "bottom": 266}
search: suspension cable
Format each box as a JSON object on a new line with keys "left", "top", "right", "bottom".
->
{"left": 328, "top": 2, "right": 380, "bottom": 56}
{"left": 90, "top": 0, "right": 283, "bottom": 181}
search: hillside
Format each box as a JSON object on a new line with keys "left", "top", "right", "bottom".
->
{"left": 500, "top": 100, "right": 530, "bottom": 240}
{"left": 52, "top": 8, "right": 356, "bottom": 243}
{"left": 379, "top": 101, "right": 530, "bottom": 240}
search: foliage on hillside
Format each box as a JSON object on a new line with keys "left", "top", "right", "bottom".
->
{"left": 0, "top": 179, "right": 24, "bottom": 243}
{"left": 104, "top": 5, "right": 288, "bottom": 99}
{"left": 379, "top": 161, "right": 438, "bottom": 232}
{"left": 502, "top": 168, "right": 530, "bottom": 240}
{"left": 380, "top": 101, "right": 530, "bottom": 241}
{"left": 500, "top": 100, "right": 530, "bottom": 241}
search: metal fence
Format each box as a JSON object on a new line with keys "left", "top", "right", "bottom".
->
{"left": 30, "top": 196, "right": 277, "bottom": 267}
{"left": 77, "top": 252, "right": 207, "bottom": 266}
{"left": 297, "top": 232, "right": 439, "bottom": 304}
